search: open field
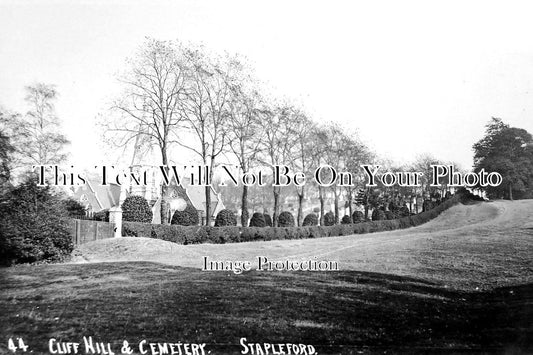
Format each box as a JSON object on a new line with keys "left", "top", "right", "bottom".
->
{"left": 1, "top": 200, "right": 533, "bottom": 354}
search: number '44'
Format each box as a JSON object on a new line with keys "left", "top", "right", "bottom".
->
{"left": 8, "top": 338, "right": 29, "bottom": 353}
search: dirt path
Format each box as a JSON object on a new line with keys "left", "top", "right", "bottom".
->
{"left": 75, "top": 200, "right": 533, "bottom": 290}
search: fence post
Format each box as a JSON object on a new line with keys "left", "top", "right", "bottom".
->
{"left": 109, "top": 206, "right": 123, "bottom": 238}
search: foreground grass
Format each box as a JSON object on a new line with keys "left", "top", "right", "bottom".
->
{"left": 1, "top": 262, "right": 532, "bottom": 354}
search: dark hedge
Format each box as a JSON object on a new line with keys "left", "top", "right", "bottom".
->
{"left": 122, "top": 192, "right": 470, "bottom": 245}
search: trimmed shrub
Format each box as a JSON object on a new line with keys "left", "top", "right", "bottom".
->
{"left": 278, "top": 211, "right": 295, "bottom": 227}
{"left": 93, "top": 209, "right": 109, "bottom": 222}
{"left": 171, "top": 204, "right": 199, "bottom": 226}
{"left": 121, "top": 195, "right": 153, "bottom": 223}
{"left": 388, "top": 200, "right": 401, "bottom": 212}
{"left": 263, "top": 213, "right": 273, "bottom": 227}
{"left": 302, "top": 213, "right": 318, "bottom": 226}
{"left": 398, "top": 205, "right": 410, "bottom": 217}
{"left": 249, "top": 212, "right": 266, "bottom": 227}
{"left": 384, "top": 210, "right": 396, "bottom": 220}
{"left": 341, "top": 215, "right": 352, "bottom": 224}
{"left": 352, "top": 211, "right": 365, "bottom": 223}
{"left": 323, "top": 211, "right": 335, "bottom": 226}
{"left": 215, "top": 209, "right": 237, "bottom": 227}
{"left": 372, "top": 208, "right": 386, "bottom": 221}
{"left": 0, "top": 179, "right": 73, "bottom": 265}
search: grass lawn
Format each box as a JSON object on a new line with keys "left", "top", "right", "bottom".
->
{"left": 1, "top": 262, "right": 532, "bottom": 354}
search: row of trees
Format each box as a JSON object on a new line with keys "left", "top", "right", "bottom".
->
{"left": 2, "top": 40, "right": 530, "bottom": 232}
{"left": 103, "top": 38, "right": 374, "bottom": 226}
{"left": 104, "top": 38, "right": 478, "bottom": 227}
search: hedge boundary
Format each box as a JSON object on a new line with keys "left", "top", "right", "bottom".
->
{"left": 122, "top": 191, "right": 476, "bottom": 245}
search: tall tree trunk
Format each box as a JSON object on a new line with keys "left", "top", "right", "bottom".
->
{"left": 205, "top": 159, "right": 215, "bottom": 226}
{"left": 241, "top": 184, "right": 249, "bottom": 226}
{"left": 297, "top": 190, "right": 304, "bottom": 226}
{"left": 348, "top": 193, "right": 353, "bottom": 220}
{"left": 160, "top": 184, "right": 168, "bottom": 224}
{"left": 318, "top": 185, "right": 325, "bottom": 225}
{"left": 160, "top": 151, "right": 169, "bottom": 225}
{"left": 333, "top": 188, "right": 339, "bottom": 224}
{"left": 273, "top": 186, "right": 280, "bottom": 227}
{"left": 205, "top": 185, "right": 211, "bottom": 225}
{"left": 509, "top": 183, "right": 513, "bottom": 201}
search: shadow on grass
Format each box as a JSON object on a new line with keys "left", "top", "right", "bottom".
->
{"left": 1, "top": 261, "right": 532, "bottom": 354}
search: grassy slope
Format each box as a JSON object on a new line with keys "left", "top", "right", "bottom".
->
{"left": 77, "top": 200, "right": 533, "bottom": 291}
{"left": 1, "top": 200, "right": 533, "bottom": 354}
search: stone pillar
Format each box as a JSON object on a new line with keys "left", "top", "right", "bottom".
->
{"left": 109, "top": 206, "right": 123, "bottom": 238}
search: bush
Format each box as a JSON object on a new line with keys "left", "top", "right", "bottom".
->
{"left": 398, "top": 205, "right": 410, "bottom": 217}
{"left": 121, "top": 195, "right": 153, "bottom": 223}
{"left": 93, "top": 209, "right": 109, "bottom": 222}
{"left": 263, "top": 213, "right": 273, "bottom": 227}
{"left": 384, "top": 210, "right": 396, "bottom": 220}
{"left": 372, "top": 209, "right": 386, "bottom": 221}
{"left": 0, "top": 179, "right": 74, "bottom": 265}
{"left": 323, "top": 211, "right": 335, "bottom": 226}
{"left": 388, "top": 200, "right": 401, "bottom": 212}
{"left": 302, "top": 213, "right": 318, "bottom": 226}
{"left": 352, "top": 211, "right": 365, "bottom": 223}
{"left": 278, "top": 211, "right": 295, "bottom": 227}
{"left": 215, "top": 209, "right": 237, "bottom": 227}
{"left": 249, "top": 212, "right": 266, "bottom": 227}
{"left": 62, "top": 198, "right": 86, "bottom": 218}
{"left": 422, "top": 200, "right": 435, "bottom": 212}
{"left": 171, "top": 204, "right": 199, "bottom": 226}
{"left": 341, "top": 215, "right": 352, "bottom": 224}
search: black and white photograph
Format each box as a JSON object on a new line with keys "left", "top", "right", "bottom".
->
{"left": 1, "top": 1, "right": 532, "bottom": 354}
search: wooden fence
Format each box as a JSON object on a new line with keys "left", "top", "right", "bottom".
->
{"left": 69, "top": 219, "right": 115, "bottom": 245}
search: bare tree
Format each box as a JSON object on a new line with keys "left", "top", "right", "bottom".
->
{"left": 226, "top": 81, "right": 264, "bottom": 226}
{"left": 289, "top": 108, "right": 315, "bottom": 226}
{"left": 104, "top": 38, "right": 188, "bottom": 224}
{"left": 411, "top": 153, "right": 442, "bottom": 199}
{"left": 13, "top": 84, "right": 70, "bottom": 168}
{"left": 308, "top": 126, "right": 329, "bottom": 225}
{"left": 321, "top": 122, "right": 346, "bottom": 223}
{"left": 341, "top": 132, "right": 371, "bottom": 218}
{"left": 256, "top": 103, "right": 297, "bottom": 226}
{"left": 178, "top": 47, "right": 238, "bottom": 225}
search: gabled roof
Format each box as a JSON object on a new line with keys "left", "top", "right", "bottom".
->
{"left": 185, "top": 185, "right": 222, "bottom": 217}
{"left": 71, "top": 179, "right": 123, "bottom": 211}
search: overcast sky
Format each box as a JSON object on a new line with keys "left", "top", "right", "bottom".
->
{"left": 1, "top": 0, "right": 533, "bottom": 171}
